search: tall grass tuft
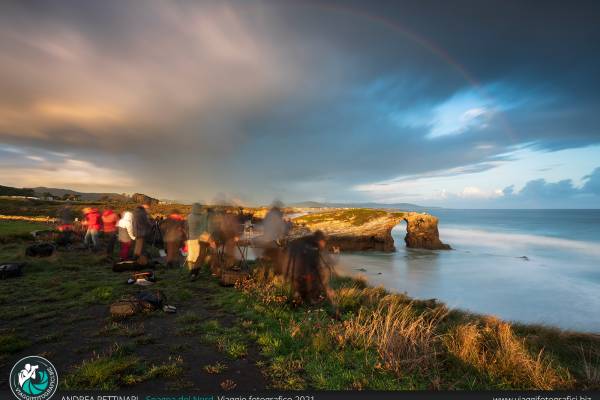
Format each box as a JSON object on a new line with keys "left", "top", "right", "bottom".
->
{"left": 580, "top": 345, "right": 600, "bottom": 389}
{"left": 444, "top": 320, "right": 570, "bottom": 389}
{"left": 341, "top": 295, "right": 445, "bottom": 376}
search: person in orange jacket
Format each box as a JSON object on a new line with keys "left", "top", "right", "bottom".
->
{"left": 101, "top": 208, "right": 119, "bottom": 257}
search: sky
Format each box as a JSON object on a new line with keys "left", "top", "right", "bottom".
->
{"left": 0, "top": 0, "right": 599, "bottom": 208}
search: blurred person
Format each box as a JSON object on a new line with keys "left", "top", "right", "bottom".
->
{"left": 57, "top": 205, "right": 74, "bottom": 231}
{"left": 262, "top": 201, "right": 286, "bottom": 243}
{"left": 56, "top": 205, "right": 74, "bottom": 246}
{"left": 221, "top": 210, "right": 244, "bottom": 269}
{"left": 83, "top": 207, "right": 101, "bottom": 251}
{"left": 132, "top": 204, "right": 152, "bottom": 258}
{"left": 285, "top": 230, "right": 333, "bottom": 305}
{"left": 257, "top": 201, "right": 288, "bottom": 275}
{"left": 160, "top": 209, "right": 187, "bottom": 268}
{"left": 117, "top": 210, "right": 135, "bottom": 260}
{"left": 186, "top": 203, "right": 209, "bottom": 277}
{"left": 207, "top": 208, "right": 226, "bottom": 275}
{"left": 101, "top": 207, "right": 119, "bottom": 258}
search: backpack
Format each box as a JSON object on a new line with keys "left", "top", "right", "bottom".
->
{"left": 109, "top": 290, "right": 166, "bottom": 318}
{"left": 135, "top": 290, "right": 166, "bottom": 309}
{"left": 0, "top": 263, "right": 25, "bottom": 279}
{"left": 109, "top": 299, "right": 143, "bottom": 318}
{"left": 25, "top": 243, "right": 55, "bottom": 257}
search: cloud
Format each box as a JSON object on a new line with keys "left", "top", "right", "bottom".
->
{"left": 582, "top": 167, "right": 600, "bottom": 195}
{"left": 426, "top": 89, "right": 495, "bottom": 138}
{"left": 0, "top": 1, "right": 599, "bottom": 203}
{"left": 502, "top": 167, "right": 600, "bottom": 201}
{"left": 515, "top": 179, "right": 577, "bottom": 199}
{"left": 458, "top": 186, "right": 503, "bottom": 199}
{"left": 0, "top": 156, "right": 135, "bottom": 191}
{"left": 491, "top": 167, "right": 600, "bottom": 208}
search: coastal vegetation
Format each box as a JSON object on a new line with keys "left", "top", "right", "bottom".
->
{"left": 1, "top": 229, "right": 599, "bottom": 390}
{"left": 294, "top": 208, "right": 393, "bottom": 226}
{"left": 0, "top": 199, "right": 598, "bottom": 390}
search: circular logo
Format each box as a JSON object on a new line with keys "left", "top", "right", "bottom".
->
{"left": 9, "top": 356, "right": 58, "bottom": 400}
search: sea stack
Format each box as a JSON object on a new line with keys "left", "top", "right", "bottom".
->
{"left": 403, "top": 213, "right": 451, "bottom": 250}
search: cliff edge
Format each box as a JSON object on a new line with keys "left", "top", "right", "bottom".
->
{"left": 292, "top": 208, "right": 450, "bottom": 251}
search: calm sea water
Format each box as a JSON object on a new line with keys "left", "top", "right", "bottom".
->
{"left": 336, "top": 209, "right": 600, "bottom": 332}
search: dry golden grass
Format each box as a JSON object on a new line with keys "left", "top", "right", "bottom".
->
{"left": 580, "top": 345, "right": 600, "bottom": 389}
{"left": 341, "top": 295, "right": 445, "bottom": 376}
{"left": 444, "top": 320, "right": 571, "bottom": 389}
{"left": 0, "top": 214, "right": 56, "bottom": 222}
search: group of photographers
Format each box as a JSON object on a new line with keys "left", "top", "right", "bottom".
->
{"left": 56, "top": 202, "right": 334, "bottom": 305}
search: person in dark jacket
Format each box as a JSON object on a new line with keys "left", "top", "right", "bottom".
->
{"left": 56, "top": 205, "right": 75, "bottom": 246}
{"left": 132, "top": 204, "right": 152, "bottom": 258}
{"left": 160, "top": 209, "right": 187, "bottom": 268}
{"left": 284, "top": 230, "right": 332, "bottom": 305}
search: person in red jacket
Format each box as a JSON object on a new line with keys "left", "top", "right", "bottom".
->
{"left": 83, "top": 207, "right": 101, "bottom": 251}
{"left": 101, "top": 208, "right": 119, "bottom": 257}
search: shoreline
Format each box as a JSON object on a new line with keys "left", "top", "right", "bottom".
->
{"left": 336, "top": 243, "right": 600, "bottom": 334}
{"left": 335, "top": 258, "right": 600, "bottom": 335}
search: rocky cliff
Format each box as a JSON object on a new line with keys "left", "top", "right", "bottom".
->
{"left": 403, "top": 212, "right": 451, "bottom": 250}
{"left": 292, "top": 208, "right": 450, "bottom": 252}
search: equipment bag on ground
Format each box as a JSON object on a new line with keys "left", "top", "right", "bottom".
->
{"left": 135, "top": 290, "right": 166, "bottom": 309}
{"left": 25, "top": 243, "right": 55, "bottom": 257}
{"left": 0, "top": 263, "right": 25, "bottom": 279}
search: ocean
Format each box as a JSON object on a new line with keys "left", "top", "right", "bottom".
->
{"left": 335, "top": 209, "right": 600, "bottom": 333}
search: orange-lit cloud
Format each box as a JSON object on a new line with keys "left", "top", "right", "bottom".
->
{"left": 0, "top": 157, "right": 136, "bottom": 191}
{"left": 35, "top": 102, "right": 122, "bottom": 122}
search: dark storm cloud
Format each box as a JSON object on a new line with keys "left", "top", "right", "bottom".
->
{"left": 0, "top": 0, "right": 599, "bottom": 202}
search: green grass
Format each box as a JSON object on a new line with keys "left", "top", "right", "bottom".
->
{"left": 0, "top": 220, "right": 50, "bottom": 236}
{"left": 0, "top": 331, "right": 31, "bottom": 354}
{"left": 62, "top": 344, "right": 184, "bottom": 390}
